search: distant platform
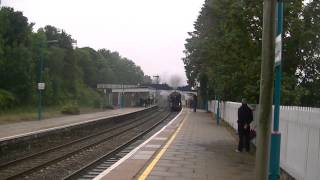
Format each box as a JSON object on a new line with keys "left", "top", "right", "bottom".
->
{"left": 0, "top": 107, "right": 146, "bottom": 141}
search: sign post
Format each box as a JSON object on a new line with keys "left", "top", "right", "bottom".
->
{"left": 37, "top": 82, "right": 45, "bottom": 120}
{"left": 37, "top": 40, "right": 58, "bottom": 120}
{"left": 216, "top": 97, "right": 220, "bottom": 126}
{"left": 37, "top": 50, "right": 44, "bottom": 121}
{"left": 269, "top": 0, "right": 283, "bottom": 179}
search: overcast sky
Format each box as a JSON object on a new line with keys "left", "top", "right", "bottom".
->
{"left": 2, "top": 0, "right": 204, "bottom": 86}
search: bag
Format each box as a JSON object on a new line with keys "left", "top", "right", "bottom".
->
{"left": 249, "top": 129, "right": 256, "bottom": 140}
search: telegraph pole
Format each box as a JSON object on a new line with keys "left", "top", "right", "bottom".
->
{"left": 255, "top": 0, "right": 277, "bottom": 179}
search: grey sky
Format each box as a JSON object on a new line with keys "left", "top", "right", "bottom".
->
{"left": 2, "top": 0, "right": 204, "bottom": 85}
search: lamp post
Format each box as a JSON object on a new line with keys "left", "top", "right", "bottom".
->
{"left": 269, "top": 1, "right": 283, "bottom": 179}
{"left": 216, "top": 96, "right": 220, "bottom": 126}
{"left": 120, "top": 84, "right": 124, "bottom": 108}
{"left": 37, "top": 44, "right": 44, "bottom": 120}
{"left": 37, "top": 40, "right": 58, "bottom": 120}
{"left": 153, "top": 75, "right": 159, "bottom": 104}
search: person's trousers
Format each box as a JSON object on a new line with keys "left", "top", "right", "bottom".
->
{"left": 238, "top": 128, "right": 250, "bottom": 152}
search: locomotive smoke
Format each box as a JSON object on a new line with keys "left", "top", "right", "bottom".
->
{"left": 168, "top": 74, "right": 182, "bottom": 90}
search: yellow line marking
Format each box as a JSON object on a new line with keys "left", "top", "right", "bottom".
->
{"left": 137, "top": 111, "right": 189, "bottom": 180}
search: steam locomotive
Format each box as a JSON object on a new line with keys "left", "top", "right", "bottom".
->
{"left": 168, "top": 91, "right": 182, "bottom": 112}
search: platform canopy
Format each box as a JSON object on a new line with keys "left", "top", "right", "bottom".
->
{"left": 97, "top": 84, "right": 197, "bottom": 95}
{"left": 97, "top": 84, "right": 155, "bottom": 93}
{"left": 97, "top": 84, "right": 139, "bottom": 89}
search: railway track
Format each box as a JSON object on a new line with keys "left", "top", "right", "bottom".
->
{"left": 0, "top": 108, "right": 173, "bottom": 180}
{"left": 64, "top": 111, "right": 177, "bottom": 180}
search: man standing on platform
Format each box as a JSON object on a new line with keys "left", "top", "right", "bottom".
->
{"left": 236, "top": 98, "right": 253, "bottom": 152}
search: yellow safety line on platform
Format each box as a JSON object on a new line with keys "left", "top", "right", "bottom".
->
{"left": 137, "top": 110, "right": 189, "bottom": 180}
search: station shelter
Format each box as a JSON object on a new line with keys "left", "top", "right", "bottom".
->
{"left": 97, "top": 84, "right": 156, "bottom": 108}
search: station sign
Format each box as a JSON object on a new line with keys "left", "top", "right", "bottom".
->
{"left": 275, "top": 34, "right": 282, "bottom": 66}
{"left": 38, "top": 83, "right": 45, "bottom": 90}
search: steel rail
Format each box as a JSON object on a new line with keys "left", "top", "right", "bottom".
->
{"left": 63, "top": 111, "right": 173, "bottom": 180}
{"left": 0, "top": 108, "right": 156, "bottom": 169}
{"left": 1, "top": 109, "right": 162, "bottom": 179}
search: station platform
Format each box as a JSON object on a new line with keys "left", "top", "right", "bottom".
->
{"left": 0, "top": 107, "right": 145, "bottom": 141}
{"left": 94, "top": 108, "right": 255, "bottom": 180}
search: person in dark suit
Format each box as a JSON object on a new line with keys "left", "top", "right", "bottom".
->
{"left": 236, "top": 98, "right": 253, "bottom": 152}
{"left": 193, "top": 95, "right": 197, "bottom": 112}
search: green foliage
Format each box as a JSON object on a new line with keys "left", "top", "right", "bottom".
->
{"left": 183, "top": 0, "right": 320, "bottom": 106}
{"left": 0, "top": 7, "right": 148, "bottom": 111}
{"left": 103, "top": 105, "right": 114, "bottom": 109}
{"left": 0, "top": 89, "right": 16, "bottom": 110}
{"left": 77, "top": 84, "right": 101, "bottom": 107}
{"left": 61, "top": 102, "right": 80, "bottom": 115}
{"left": 142, "top": 75, "right": 153, "bottom": 84}
{"left": 98, "top": 49, "right": 145, "bottom": 84}
{"left": 0, "top": 7, "right": 34, "bottom": 104}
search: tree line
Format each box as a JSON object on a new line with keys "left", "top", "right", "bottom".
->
{"left": 183, "top": 0, "right": 320, "bottom": 107}
{"left": 0, "top": 7, "right": 151, "bottom": 110}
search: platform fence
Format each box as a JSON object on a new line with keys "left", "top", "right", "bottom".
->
{"left": 208, "top": 100, "right": 320, "bottom": 180}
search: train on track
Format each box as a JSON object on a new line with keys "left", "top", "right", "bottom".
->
{"left": 168, "top": 91, "right": 182, "bottom": 112}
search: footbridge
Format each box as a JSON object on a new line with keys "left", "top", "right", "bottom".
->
{"left": 97, "top": 84, "right": 197, "bottom": 107}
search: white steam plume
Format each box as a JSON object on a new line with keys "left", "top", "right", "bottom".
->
{"left": 168, "top": 74, "right": 182, "bottom": 90}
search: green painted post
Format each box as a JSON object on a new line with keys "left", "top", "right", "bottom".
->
{"left": 205, "top": 90, "right": 209, "bottom": 112}
{"left": 269, "top": 0, "right": 283, "bottom": 179}
{"left": 121, "top": 93, "right": 124, "bottom": 108}
{"left": 37, "top": 40, "right": 58, "bottom": 120}
{"left": 205, "top": 101, "right": 208, "bottom": 112}
{"left": 38, "top": 44, "right": 43, "bottom": 120}
{"left": 109, "top": 93, "right": 113, "bottom": 106}
{"left": 203, "top": 92, "right": 209, "bottom": 112}
{"left": 216, "top": 97, "right": 220, "bottom": 126}
{"left": 120, "top": 84, "right": 123, "bottom": 108}
{"left": 120, "top": 84, "right": 124, "bottom": 108}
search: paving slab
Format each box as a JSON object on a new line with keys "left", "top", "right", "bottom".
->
{"left": 95, "top": 108, "right": 255, "bottom": 180}
{"left": 94, "top": 108, "right": 187, "bottom": 180}
{"left": 144, "top": 109, "right": 255, "bottom": 180}
{"left": 0, "top": 107, "right": 145, "bottom": 140}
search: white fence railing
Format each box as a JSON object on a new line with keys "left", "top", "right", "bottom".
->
{"left": 208, "top": 100, "right": 320, "bottom": 180}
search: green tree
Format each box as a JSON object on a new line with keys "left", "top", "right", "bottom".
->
{"left": 0, "top": 7, "right": 150, "bottom": 110}
{"left": 183, "top": 0, "right": 318, "bottom": 106}
{"left": 0, "top": 7, "right": 34, "bottom": 105}
{"left": 298, "top": 0, "right": 320, "bottom": 106}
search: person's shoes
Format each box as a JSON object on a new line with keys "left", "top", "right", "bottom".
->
{"left": 235, "top": 149, "right": 241, "bottom": 153}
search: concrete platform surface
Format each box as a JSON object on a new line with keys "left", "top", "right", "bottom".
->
{"left": 95, "top": 108, "right": 255, "bottom": 180}
{"left": 0, "top": 107, "right": 145, "bottom": 140}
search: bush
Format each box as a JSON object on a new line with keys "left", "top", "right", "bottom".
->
{"left": 77, "top": 86, "right": 101, "bottom": 107}
{"left": 0, "top": 89, "right": 16, "bottom": 110}
{"left": 61, "top": 102, "right": 80, "bottom": 115}
{"left": 103, "top": 104, "right": 114, "bottom": 109}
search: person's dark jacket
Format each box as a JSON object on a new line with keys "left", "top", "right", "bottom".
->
{"left": 237, "top": 104, "right": 253, "bottom": 128}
